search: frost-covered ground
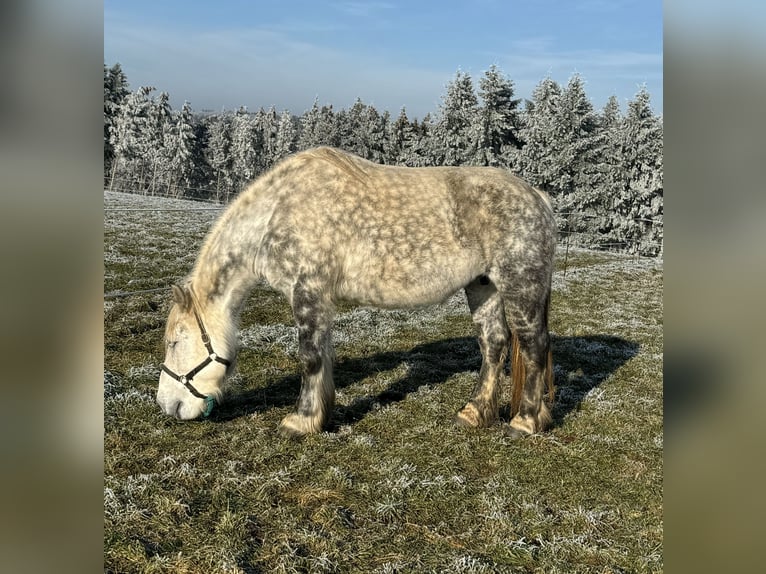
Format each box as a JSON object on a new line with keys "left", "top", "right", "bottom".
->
{"left": 104, "top": 191, "right": 662, "bottom": 573}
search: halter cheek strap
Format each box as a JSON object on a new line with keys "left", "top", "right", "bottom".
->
{"left": 160, "top": 308, "right": 232, "bottom": 417}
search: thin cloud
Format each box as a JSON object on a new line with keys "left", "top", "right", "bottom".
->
{"left": 500, "top": 46, "right": 662, "bottom": 77}
{"left": 333, "top": 1, "right": 395, "bottom": 18}
{"left": 105, "top": 2, "right": 662, "bottom": 115}
{"left": 105, "top": 21, "right": 447, "bottom": 117}
{"left": 572, "top": 0, "right": 637, "bottom": 12}
{"left": 481, "top": 39, "right": 662, "bottom": 109}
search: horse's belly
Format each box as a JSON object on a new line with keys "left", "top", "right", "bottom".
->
{"left": 338, "top": 249, "right": 483, "bottom": 308}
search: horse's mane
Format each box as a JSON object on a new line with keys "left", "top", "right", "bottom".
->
{"left": 302, "top": 146, "right": 371, "bottom": 186}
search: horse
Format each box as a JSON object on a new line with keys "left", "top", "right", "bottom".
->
{"left": 157, "top": 147, "right": 556, "bottom": 439}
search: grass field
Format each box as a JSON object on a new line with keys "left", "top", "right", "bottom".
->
{"left": 104, "top": 191, "right": 663, "bottom": 573}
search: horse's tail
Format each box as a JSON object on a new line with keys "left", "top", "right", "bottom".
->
{"left": 510, "top": 292, "right": 554, "bottom": 417}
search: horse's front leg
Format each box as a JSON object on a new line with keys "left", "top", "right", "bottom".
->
{"left": 279, "top": 283, "right": 335, "bottom": 438}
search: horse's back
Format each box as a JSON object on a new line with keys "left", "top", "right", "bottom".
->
{"left": 274, "top": 148, "right": 553, "bottom": 243}
{"left": 258, "top": 148, "right": 555, "bottom": 306}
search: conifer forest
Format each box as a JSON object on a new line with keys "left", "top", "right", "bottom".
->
{"left": 104, "top": 63, "right": 663, "bottom": 255}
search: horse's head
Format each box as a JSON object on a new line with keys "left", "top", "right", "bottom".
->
{"left": 156, "top": 284, "right": 232, "bottom": 420}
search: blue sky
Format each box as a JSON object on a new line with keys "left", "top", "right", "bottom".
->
{"left": 104, "top": 0, "right": 662, "bottom": 119}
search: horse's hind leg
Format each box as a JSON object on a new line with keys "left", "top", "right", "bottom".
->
{"left": 279, "top": 282, "right": 335, "bottom": 438}
{"left": 501, "top": 284, "right": 553, "bottom": 439}
{"left": 456, "top": 277, "right": 510, "bottom": 428}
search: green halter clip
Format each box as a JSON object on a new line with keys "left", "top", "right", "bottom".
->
{"left": 202, "top": 395, "right": 216, "bottom": 418}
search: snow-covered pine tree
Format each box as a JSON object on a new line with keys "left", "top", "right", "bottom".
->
{"left": 409, "top": 113, "right": 436, "bottom": 166}
{"left": 612, "top": 87, "right": 663, "bottom": 255}
{"left": 387, "top": 107, "right": 417, "bottom": 165}
{"left": 298, "top": 99, "right": 339, "bottom": 149}
{"left": 335, "top": 99, "right": 386, "bottom": 163}
{"left": 274, "top": 109, "right": 297, "bottom": 163}
{"left": 261, "top": 106, "right": 279, "bottom": 171}
{"left": 298, "top": 98, "right": 321, "bottom": 151}
{"left": 251, "top": 108, "right": 268, "bottom": 176}
{"left": 147, "top": 91, "right": 173, "bottom": 194}
{"left": 601, "top": 95, "right": 622, "bottom": 132}
{"left": 363, "top": 105, "right": 388, "bottom": 164}
{"left": 164, "top": 101, "right": 197, "bottom": 198}
{"left": 254, "top": 106, "right": 279, "bottom": 173}
{"left": 340, "top": 98, "right": 368, "bottom": 157}
{"left": 515, "top": 77, "right": 563, "bottom": 194}
{"left": 586, "top": 95, "right": 625, "bottom": 247}
{"left": 231, "top": 107, "right": 258, "bottom": 192}
{"left": 104, "top": 63, "right": 130, "bottom": 174}
{"left": 380, "top": 110, "right": 396, "bottom": 164}
{"left": 206, "top": 113, "right": 235, "bottom": 202}
{"left": 109, "top": 86, "right": 156, "bottom": 193}
{"left": 189, "top": 117, "right": 212, "bottom": 198}
{"left": 316, "top": 104, "right": 340, "bottom": 148}
{"left": 555, "top": 74, "right": 603, "bottom": 245}
{"left": 432, "top": 71, "right": 479, "bottom": 166}
{"left": 473, "top": 65, "right": 523, "bottom": 168}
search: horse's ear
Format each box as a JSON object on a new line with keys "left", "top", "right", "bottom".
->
{"left": 171, "top": 284, "right": 192, "bottom": 311}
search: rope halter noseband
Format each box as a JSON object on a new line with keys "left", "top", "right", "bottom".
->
{"left": 160, "top": 306, "right": 231, "bottom": 418}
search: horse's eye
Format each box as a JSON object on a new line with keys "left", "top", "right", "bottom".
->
{"left": 167, "top": 340, "right": 178, "bottom": 350}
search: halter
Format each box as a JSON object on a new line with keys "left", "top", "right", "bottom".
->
{"left": 160, "top": 307, "right": 231, "bottom": 418}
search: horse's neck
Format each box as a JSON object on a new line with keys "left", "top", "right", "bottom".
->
{"left": 189, "top": 219, "right": 263, "bottom": 337}
{"left": 191, "top": 259, "right": 256, "bottom": 318}
{"left": 189, "top": 185, "right": 274, "bottom": 342}
{"left": 187, "top": 271, "right": 250, "bottom": 361}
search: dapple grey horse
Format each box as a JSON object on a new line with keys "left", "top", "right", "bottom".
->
{"left": 157, "top": 147, "right": 555, "bottom": 438}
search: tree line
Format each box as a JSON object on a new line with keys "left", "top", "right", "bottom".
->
{"left": 104, "top": 63, "right": 663, "bottom": 255}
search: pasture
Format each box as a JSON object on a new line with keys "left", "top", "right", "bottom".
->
{"left": 104, "top": 190, "right": 663, "bottom": 573}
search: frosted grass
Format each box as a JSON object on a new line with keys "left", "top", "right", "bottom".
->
{"left": 105, "top": 190, "right": 663, "bottom": 573}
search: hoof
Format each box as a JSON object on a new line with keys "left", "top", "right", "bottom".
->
{"left": 455, "top": 413, "right": 477, "bottom": 428}
{"left": 503, "top": 425, "right": 532, "bottom": 440}
{"left": 455, "top": 402, "right": 482, "bottom": 428}
{"left": 455, "top": 402, "right": 496, "bottom": 428}
{"left": 505, "top": 414, "right": 537, "bottom": 439}
{"left": 278, "top": 413, "right": 323, "bottom": 438}
{"left": 278, "top": 423, "right": 307, "bottom": 440}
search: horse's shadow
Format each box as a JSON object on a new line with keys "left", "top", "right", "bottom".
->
{"left": 213, "top": 335, "right": 639, "bottom": 430}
